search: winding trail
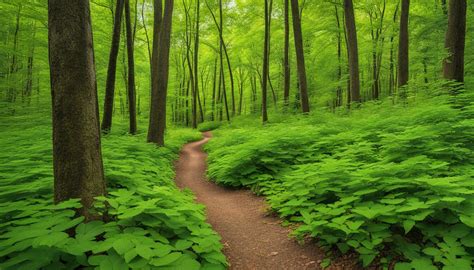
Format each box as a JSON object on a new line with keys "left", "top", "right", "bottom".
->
{"left": 174, "top": 132, "right": 326, "bottom": 270}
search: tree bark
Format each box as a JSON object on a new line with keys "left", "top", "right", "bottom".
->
{"left": 48, "top": 0, "right": 106, "bottom": 219}
{"left": 332, "top": 5, "right": 343, "bottom": 107}
{"left": 290, "top": 0, "right": 310, "bottom": 113}
{"left": 283, "top": 0, "right": 290, "bottom": 106}
{"left": 147, "top": 0, "right": 173, "bottom": 145}
{"left": 193, "top": 0, "right": 200, "bottom": 127}
{"left": 343, "top": 0, "right": 361, "bottom": 103}
{"left": 125, "top": 0, "right": 137, "bottom": 134}
{"left": 101, "top": 0, "right": 125, "bottom": 133}
{"left": 262, "top": 0, "right": 271, "bottom": 123}
{"left": 397, "top": 0, "right": 409, "bottom": 88}
{"left": 443, "top": 0, "right": 466, "bottom": 83}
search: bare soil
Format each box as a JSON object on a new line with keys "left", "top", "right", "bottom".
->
{"left": 174, "top": 132, "right": 360, "bottom": 270}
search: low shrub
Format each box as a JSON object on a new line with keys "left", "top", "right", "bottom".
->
{"left": 0, "top": 116, "right": 226, "bottom": 270}
{"left": 205, "top": 93, "right": 474, "bottom": 269}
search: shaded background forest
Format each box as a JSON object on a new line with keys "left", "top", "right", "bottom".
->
{"left": 2, "top": 0, "right": 473, "bottom": 122}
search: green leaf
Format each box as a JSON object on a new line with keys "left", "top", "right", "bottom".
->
{"left": 151, "top": 252, "right": 182, "bottom": 266}
{"left": 136, "top": 245, "right": 154, "bottom": 260}
{"left": 175, "top": 239, "right": 193, "bottom": 250}
{"left": 113, "top": 238, "right": 134, "bottom": 255}
{"left": 403, "top": 220, "right": 416, "bottom": 234}
{"left": 459, "top": 215, "right": 474, "bottom": 228}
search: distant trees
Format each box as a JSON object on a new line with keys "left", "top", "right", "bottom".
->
{"left": 443, "top": 0, "right": 467, "bottom": 83}
{"left": 148, "top": 0, "right": 174, "bottom": 145}
{"left": 343, "top": 0, "right": 361, "bottom": 103}
{"left": 398, "top": 0, "right": 409, "bottom": 89}
{"left": 102, "top": 0, "right": 124, "bottom": 133}
{"left": 48, "top": 0, "right": 106, "bottom": 219}
{"left": 290, "top": 0, "right": 310, "bottom": 113}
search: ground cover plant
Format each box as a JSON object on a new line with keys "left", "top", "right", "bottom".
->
{"left": 0, "top": 112, "right": 227, "bottom": 270}
{"left": 205, "top": 92, "right": 474, "bottom": 269}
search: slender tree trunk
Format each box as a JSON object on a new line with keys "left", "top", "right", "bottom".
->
{"left": 125, "top": 0, "right": 137, "bottom": 134}
{"left": 102, "top": 0, "right": 125, "bottom": 132}
{"left": 262, "top": 0, "right": 271, "bottom": 123}
{"left": 185, "top": 77, "right": 190, "bottom": 126}
{"left": 343, "top": 0, "right": 361, "bottom": 103}
{"left": 389, "top": 2, "right": 399, "bottom": 96}
{"left": 147, "top": 0, "right": 173, "bottom": 145}
{"left": 141, "top": 0, "right": 152, "bottom": 68}
{"left": 7, "top": 4, "right": 22, "bottom": 103}
{"left": 182, "top": 0, "right": 196, "bottom": 128}
{"left": 211, "top": 57, "right": 217, "bottom": 121}
{"left": 335, "top": 5, "right": 343, "bottom": 107}
{"left": 283, "top": 0, "right": 290, "bottom": 106}
{"left": 24, "top": 23, "right": 36, "bottom": 104}
{"left": 205, "top": 0, "right": 235, "bottom": 118}
{"left": 398, "top": 0, "right": 409, "bottom": 88}
{"left": 48, "top": 0, "right": 106, "bottom": 219}
{"left": 290, "top": 0, "right": 310, "bottom": 113}
{"left": 218, "top": 0, "right": 230, "bottom": 121}
{"left": 193, "top": 0, "right": 200, "bottom": 127}
{"left": 443, "top": 0, "right": 466, "bottom": 83}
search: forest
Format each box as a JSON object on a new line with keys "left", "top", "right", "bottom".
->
{"left": 0, "top": 0, "right": 473, "bottom": 269}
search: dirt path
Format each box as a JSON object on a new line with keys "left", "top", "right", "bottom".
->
{"left": 174, "top": 132, "right": 326, "bottom": 270}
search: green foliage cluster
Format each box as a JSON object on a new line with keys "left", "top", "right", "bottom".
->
{"left": 0, "top": 115, "right": 227, "bottom": 270}
{"left": 197, "top": 121, "right": 224, "bottom": 132}
{"left": 205, "top": 93, "right": 474, "bottom": 269}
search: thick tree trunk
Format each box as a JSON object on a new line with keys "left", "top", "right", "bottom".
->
{"left": 147, "top": 0, "right": 173, "bottom": 145}
{"left": 48, "top": 0, "right": 106, "bottom": 219}
{"left": 290, "top": 0, "right": 310, "bottom": 113}
{"left": 443, "top": 0, "right": 466, "bottom": 83}
{"left": 125, "top": 0, "right": 137, "bottom": 134}
{"left": 283, "top": 0, "right": 290, "bottom": 106}
{"left": 102, "top": 0, "right": 125, "bottom": 133}
{"left": 343, "top": 0, "right": 361, "bottom": 103}
{"left": 397, "top": 0, "right": 409, "bottom": 88}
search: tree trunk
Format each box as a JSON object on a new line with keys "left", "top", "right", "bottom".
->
{"left": 443, "top": 0, "right": 466, "bottom": 83}
{"left": 343, "top": 0, "right": 361, "bottom": 103}
{"left": 48, "top": 0, "right": 106, "bottom": 219}
{"left": 262, "top": 0, "right": 271, "bottom": 123}
{"left": 147, "top": 0, "right": 173, "bottom": 145}
{"left": 389, "top": 2, "right": 399, "bottom": 96}
{"left": 102, "top": 0, "right": 125, "bottom": 132}
{"left": 193, "top": 0, "right": 200, "bottom": 127}
{"left": 125, "top": 0, "right": 137, "bottom": 134}
{"left": 335, "top": 5, "right": 343, "bottom": 107}
{"left": 218, "top": 0, "right": 230, "bottom": 122}
{"left": 283, "top": 0, "right": 290, "bottom": 106}
{"left": 211, "top": 57, "right": 217, "bottom": 121}
{"left": 290, "top": 0, "right": 310, "bottom": 113}
{"left": 7, "top": 4, "right": 22, "bottom": 103}
{"left": 398, "top": 0, "right": 409, "bottom": 88}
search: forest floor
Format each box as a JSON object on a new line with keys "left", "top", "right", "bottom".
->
{"left": 174, "top": 132, "right": 358, "bottom": 270}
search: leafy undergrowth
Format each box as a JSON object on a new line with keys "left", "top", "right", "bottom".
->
{"left": 0, "top": 114, "right": 227, "bottom": 270}
{"left": 205, "top": 92, "right": 474, "bottom": 269}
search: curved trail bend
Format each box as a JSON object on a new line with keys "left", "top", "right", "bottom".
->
{"left": 174, "top": 132, "right": 325, "bottom": 270}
